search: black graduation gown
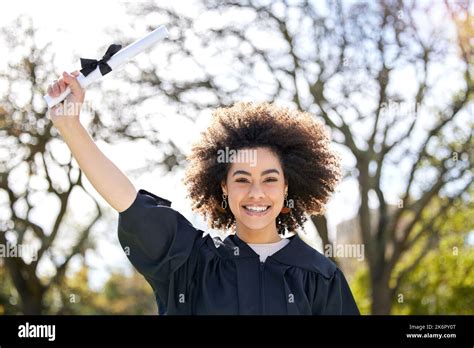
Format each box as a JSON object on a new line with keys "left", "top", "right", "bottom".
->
{"left": 117, "top": 189, "right": 360, "bottom": 315}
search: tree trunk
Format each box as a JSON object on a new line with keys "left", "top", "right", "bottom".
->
{"left": 20, "top": 289, "right": 44, "bottom": 314}
{"left": 310, "top": 215, "right": 337, "bottom": 264}
{"left": 4, "top": 256, "right": 46, "bottom": 314}
{"left": 370, "top": 273, "right": 393, "bottom": 315}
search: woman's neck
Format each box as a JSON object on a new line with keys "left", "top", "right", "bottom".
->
{"left": 235, "top": 221, "right": 282, "bottom": 244}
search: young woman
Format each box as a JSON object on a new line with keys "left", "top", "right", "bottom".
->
{"left": 48, "top": 72, "right": 360, "bottom": 315}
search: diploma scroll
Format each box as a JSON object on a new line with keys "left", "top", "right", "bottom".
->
{"left": 44, "top": 25, "right": 169, "bottom": 108}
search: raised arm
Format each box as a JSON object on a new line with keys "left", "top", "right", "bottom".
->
{"left": 47, "top": 71, "right": 137, "bottom": 212}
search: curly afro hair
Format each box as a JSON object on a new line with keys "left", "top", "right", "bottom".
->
{"left": 183, "top": 101, "right": 342, "bottom": 235}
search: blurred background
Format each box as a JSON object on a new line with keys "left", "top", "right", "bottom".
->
{"left": 0, "top": 0, "right": 472, "bottom": 315}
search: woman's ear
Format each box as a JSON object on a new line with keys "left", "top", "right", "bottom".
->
{"left": 221, "top": 180, "right": 227, "bottom": 195}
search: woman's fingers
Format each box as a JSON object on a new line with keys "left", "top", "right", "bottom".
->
{"left": 52, "top": 80, "right": 60, "bottom": 97}
{"left": 58, "top": 79, "right": 67, "bottom": 94}
{"left": 47, "top": 71, "right": 83, "bottom": 99}
{"left": 62, "top": 71, "right": 84, "bottom": 98}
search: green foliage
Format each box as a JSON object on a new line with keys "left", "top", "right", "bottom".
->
{"left": 50, "top": 267, "right": 158, "bottom": 315}
{"left": 392, "top": 237, "right": 473, "bottom": 314}
{"left": 0, "top": 265, "right": 158, "bottom": 315}
{"left": 350, "top": 265, "right": 372, "bottom": 315}
{"left": 351, "top": 195, "right": 474, "bottom": 314}
{"left": 0, "top": 264, "right": 20, "bottom": 314}
{"left": 392, "top": 197, "right": 474, "bottom": 314}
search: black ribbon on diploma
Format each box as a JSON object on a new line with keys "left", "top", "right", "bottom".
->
{"left": 80, "top": 44, "right": 122, "bottom": 77}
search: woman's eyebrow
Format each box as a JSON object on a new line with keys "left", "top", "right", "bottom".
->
{"left": 262, "top": 169, "right": 280, "bottom": 176}
{"left": 232, "top": 169, "right": 280, "bottom": 176}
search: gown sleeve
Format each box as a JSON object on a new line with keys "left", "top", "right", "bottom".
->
{"left": 316, "top": 268, "right": 360, "bottom": 315}
{"left": 117, "top": 189, "right": 202, "bottom": 293}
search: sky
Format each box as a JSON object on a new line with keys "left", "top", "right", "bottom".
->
{"left": 0, "top": 0, "right": 472, "bottom": 290}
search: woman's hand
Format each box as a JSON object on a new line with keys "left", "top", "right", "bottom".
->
{"left": 47, "top": 71, "right": 85, "bottom": 128}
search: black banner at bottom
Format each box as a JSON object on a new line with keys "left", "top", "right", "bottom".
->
{"left": 0, "top": 315, "right": 472, "bottom": 346}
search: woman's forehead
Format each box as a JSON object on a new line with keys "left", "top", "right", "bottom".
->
{"left": 227, "top": 147, "right": 283, "bottom": 173}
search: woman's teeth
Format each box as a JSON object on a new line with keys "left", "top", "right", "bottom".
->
{"left": 243, "top": 206, "right": 270, "bottom": 212}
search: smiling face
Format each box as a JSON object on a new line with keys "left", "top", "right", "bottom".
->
{"left": 221, "top": 147, "right": 288, "bottom": 241}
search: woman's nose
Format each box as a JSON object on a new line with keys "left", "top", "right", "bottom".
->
{"left": 248, "top": 183, "right": 265, "bottom": 199}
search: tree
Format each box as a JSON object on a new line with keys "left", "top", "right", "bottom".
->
{"left": 127, "top": 0, "right": 473, "bottom": 314}
{"left": 0, "top": 16, "right": 179, "bottom": 314}
{"left": 0, "top": 16, "right": 99, "bottom": 314}
{"left": 351, "top": 191, "right": 474, "bottom": 314}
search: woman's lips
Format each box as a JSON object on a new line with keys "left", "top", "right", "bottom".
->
{"left": 242, "top": 205, "right": 271, "bottom": 217}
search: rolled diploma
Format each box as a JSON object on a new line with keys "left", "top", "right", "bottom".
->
{"left": 44, "top": 25, "right": 169, "bottom": 108}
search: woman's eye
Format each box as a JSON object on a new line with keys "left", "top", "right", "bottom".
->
{"left": 235, "top": 178, "right": 249, "bottom": 183}
{"left": 235, "top": 178, "right": 278, "bottom": 183}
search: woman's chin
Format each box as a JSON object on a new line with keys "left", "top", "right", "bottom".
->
{"left": 238, "top": 219, "right": 274, "bottom": 232}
